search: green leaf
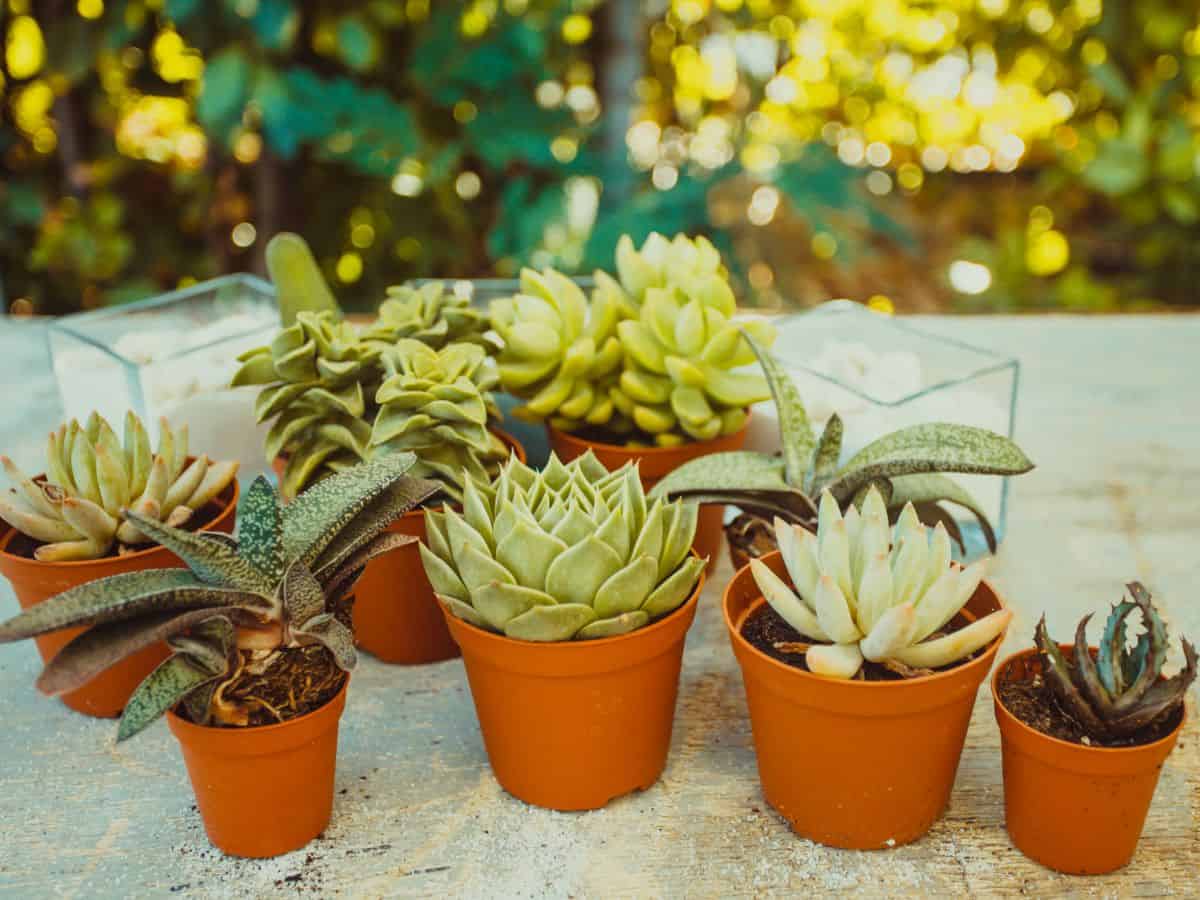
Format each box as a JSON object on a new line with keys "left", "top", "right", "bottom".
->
{"left": 195, "top": 48, "right": 251, "bottom": 139}
{"left": 310, "top": 476, "right": 439, "bottom": 578}
{"left": 293, "top": 614, "right": 356, "bottom": 670}
{"left": 807, "top": 413, "right": 843, "bottom": 495}
{"left": 266, "top": 233, "right": 340, "bottom": 326}
{"left": 887, "top": 473, "right": 997, "bottom": 552}
{"left": 238, "top": 476, "right": 285, "bottom": 582}
{"left": 743, "top": 334, "right": 813, "bottom": 487}
{"left": 252, "top": 0, "right": 298, "bottom": 51}
{"left": 123, "top": 510, "right": 274, "bottom": 593}
{"left": 1082, "top": 139, "right": 1148, "bottom": 197}
{"left": 281, "top": 560, "right": 325, "bottom": 626}
{"left": 651, "top": 451, "right": 790, "bottom": 498}
{"left": 322, "top": 531, "right": 418, "bottom": 605}
{"left": 118, "top": 655, "right": 218, "bottom": 741}
{"left": 0, "top": 569, "right": 267, "bottom": 642}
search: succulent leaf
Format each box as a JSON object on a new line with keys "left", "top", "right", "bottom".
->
{"left": 238, "top": 476, "right": 285, "bottom": 582}
{"left": 266, "top": 232, "right": 341, "bottom": 326}
{"left": 123, "top": 509, "right": 272, "bottom": 593}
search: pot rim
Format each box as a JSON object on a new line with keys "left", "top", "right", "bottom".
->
{"left": 0, "top": 473, "right": 239, "bottom": 570}
{"left": 545, "top": 411, "right": 750, "bottom": 458}
{"left": 991, "top": 644, "right": 1187, "bottom": 756}
{"left": 440, "top": 564, "right": 704, "bottom": 655}
{"left": 724, "top": 549, "right": 1008, "bottom": 690}
{"left": 166, "top": 675, "right": 349, "bottom": 740}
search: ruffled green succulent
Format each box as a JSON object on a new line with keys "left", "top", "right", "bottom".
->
{"left": 370, "top": 340, "right": 509, "bottom": 502}
{"left": 612, "top": 232, "right": 728, "bottom": 308}
{"left": 419, "top": 451, "right": 706, "bottom": 642}
{"left": 0, "top": 455, "right": 438, "bottom": 740}
{"left": 0, "top": 412, "right": 238, "bottom": 561}
{"left": 1035, "top": 582, "right": 1196, "bottom": 741}
{"left": 752, "top": 487, "right": 1011, "bottom": 679}
{"left": 363, "top": 282, "right": 491, "bottom": 349}
{"left": 490, "top": 267, "right": 628, "bottom": 434}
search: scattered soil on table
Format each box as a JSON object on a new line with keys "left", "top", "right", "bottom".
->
{"left": 741, "top": 601, "right": 983, "bottom": 681}
{"left": 2, "top": 496, "right": 228, "bottom": 560}
{"left": 996, "top": 655, "right": 1183, "bottom": 748}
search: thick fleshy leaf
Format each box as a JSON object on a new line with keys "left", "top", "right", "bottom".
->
{"left": 545, "top": 536, "right": 622, "bottom": 607}
{"left": 504, "top": 603, "right": 597, "bottom": 641}
{"left": 855, "top": 552, "right": 893, "bottom": 635}
{"left": 594, "top": 556, "right": 658, "bottom": 618}
{"left": 293, "top": 614, "right": 356, "bottom": 670}
{"left": 238, "top": 476, "right": 284, "bottom": 582}
{"left": 650, "top": 452, "right": 791, "bottom": 503}
{"left": 267, "top": 232, "right": 340, "bottom": 326}
{"left": 888, "top": 473, "right": 997, "bottom": 552}
{"left": 456, "top": 544, "right": 516, "bottom": 593}
{"left": 860, "top": 602, "right": 917, "bottom": 662}
{"left": 744, "top": 334, "right": 813, "bottom": 487}
{"left": 438, "top": 593, "right": 490, "bottom": 630}
{"left": 806, "top": 642, "right": 864, "bottom": 679}
{"left": 642, "top": 556, "right": 704, "bottom": 618}
{"left": 117, "top": 655, "right": 221, "bottom": 742}
{"left": 813, "top": 575, "right": 861, "bottom": 644}
{"left": 1097, "top": 599, "right": 1137, "bottom": 697}
{"left": 1034, "top": 616, "right": 1112, "bottom": 737}
{"left": 774, "top": 518, "right": 819, "bottom": 605}
{"left": 578, "top": 611, "right": 649, "bottom": 640}
{"left": 895, "top": 608, "right": 1011, "bottom": 669}
{"left": 912, "top": 560, "right": 986, "bottom": 643}
{"left": 419, "top": 544, "right": 469, "bottom": 601}
{"left": 807, "top": 414, "right": 843, "bottom": 495}
{"left": 471, "top": 582, "right": 554, "bottom": 630}
{"left": 122, "top": 509, "right": 272, "bottom": 593}
{"left": 751, "top": 559, "right": 828, "bottom": 641}
{"left": 281, "top": 559, "right": 325, "bottom": 626}
{"left": 496, "top": 519, "right": 566, "bottom": 590}
{"left": 311, "top": 477, "right": 438, "bottom": 578}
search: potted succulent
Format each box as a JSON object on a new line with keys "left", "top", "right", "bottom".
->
{"left": 419, "top": 451, "right": 707, "bottom": 810}
{"left": 724, "top": 487, "right": 1012, "bottom": 848}
{"left": 993, "top": 582, "right": 1196, "bottom": 874}
{"left": 652, "top": 334, "right": 1035, "bottom": 562}
{"left": 0, "top": 455, "right": 438, "bottom": 857}
{"left": 233, "top": 236, "right": 522, "bottom": 664}
{"left": 0, "top": 412, "right": 239, "bottom": 717}
{"left": 491, "top": 232, "right": 777, "bottom": 567}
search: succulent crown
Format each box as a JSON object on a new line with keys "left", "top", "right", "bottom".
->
{"left": 419, "top": 451, "right": 706, "bottom": 642}
{"left": 0, "top": 454, "right": 438, "bottom": 740}
{"left": 1034, "top": 582, "right": 1196, "bottom": 740}
{"left": 365, "top": 282, "right": 491, "bottom": 349}
{"left": 751, "top": 487, "right": 1012, "bottom": 679}
{"left": 0, "top": 412, "right": 238, "bottom": 561}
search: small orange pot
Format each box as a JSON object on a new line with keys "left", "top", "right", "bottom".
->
{"left": 724, "top": 550, "right": 1006, "bottom": 849}
{"left": 0, "top": 475, "right": 239, "bottom": 718}
{"left": 166, "top": 679, "right": 348, "bottom": 858}
{"left": 547, "top": 417, "right": 748, "bottom": 571}
{"left": 441, "top": 576, "right": 703, "bottom": 811}
{"left": 992, "top": 645, "right": 1184, "bottom": 875}
{"left": 277, "top": 431, "right": 527, "bottom": 665}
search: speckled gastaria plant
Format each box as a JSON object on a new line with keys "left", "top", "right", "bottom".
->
{"left": 0, "top": 412, "right": 238, "bottom": 561}
{"left": 1035, "top": 582, "right": 1196, "bottom": 740}
{"left": 0, "top": 455, "right": 438, "bottom": 740}
{"left": 750, "top": 487, "right": 1011, "bottom": 679}
{"left": 419, "top": 451, "right": 706, "bottom": 641}
{"left": 491, "top": 232, "right": 775, "bottom": 446}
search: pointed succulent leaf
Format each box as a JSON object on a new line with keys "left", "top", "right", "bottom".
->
{"left": 893, "top": 608, "right": 1010, "bottom": 669}
{"left": 123, "top": 509, "right": 273, "bottom": 593}
{"left": 888, "top": 473, "right": 997, "bottom": 552}
{"left": 807, "top": 642, "right": 864, "bottom": 679}
{"left": 807, "top": 414, "right": 844, "bottom": 495}
{"left": 496, "top": 519, "right": 566, "bottom": 590}
{"left": 649, "top": 451, "right": 792, "bottom": 499}
{"left": 471, "top": 582, "right": 555, "bottom": 631}
{"left": 545, "top": 535, "right": 623, "bottom": 607}
{"left": 320, "top": 531, "right": 417, "bottom": 604}
{"left": 1097, "top": 600, "right": 1137, "bottom": 696}
{"left": 642, "top": 556, "right": 704, "bottom": 618}
{"left": 1033, "top": 616, "right": 1113, "bottom": 737}
{"left": 578, "top": 611, "right": 650, "bottom": 640}
{"left": 813, "top": 574, "right": 861, "bottom": 644}
{"left": 504, "top": 603, "right": 597, "bottom": 642}
{"left": 594, "top": 556, "right": 658, "bottom": 618}
{"left": 238, "top": 476, "right": 284, "bottom": 582}
{"left": 267, "top": 232, "right": 341, "bottom": 326}
{"left": 860, "top": 602, "right": 917, "bottom": 662}
{"left": 751, "top": 558, "right": 828, "bottom": 641}
{"left": 281, "top": 559, "right": 325, "bottom": 627}
{"left": 117, "top": 655, "right": 222, "bottom": 742}
{"left": 311, "top": 477, "right": 438, "bottom": 578}
{"left": 1109, "top": 582, "right": 1169, "bottom": 715}
{"left": 774, "top": 518, "right": 819, "bottom": 605}
{"left": 744, "top": 334, "right": 814, "bottom": 487}
{"left": 293, "top": 614, "right": 357, "bottom": 670}
{"left": 1106, "top": 640, "right": 1197, "bottom": 734}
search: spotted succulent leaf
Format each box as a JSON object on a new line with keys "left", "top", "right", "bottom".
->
{"left": 237, "top": 476, "right": 285, "bottom": 582}
{"left": 123, "top": 508, "right": 273, "bottom": 594}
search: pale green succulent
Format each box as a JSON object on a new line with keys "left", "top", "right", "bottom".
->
{"left": 751, "top": 487, "right": 1012, "bottom": 679}
{"left": 0, "top": 412, "right": 238, "bottom": 561}
{"left": 651, "top": 334, "right": 1035, "bottom": 553}
{"left": 370, "top": 340, "right": 509, "bottom": 502}
{"left": 613, "top": 232, "right": 729, "bottom": 308}
{"left": 264, "top": 232, "right": 341, "bottom": 327}
{"left": 419, "top": 451, "right": 706, "bottom": 641}
{"left": 0, "top": 455, "right": 438, "bottom": 740}
{"left": 490, "top": 267, "right": 628, "bottom": 435}
{"left": 364, "top": 282, "right": 491, "bottom": 350}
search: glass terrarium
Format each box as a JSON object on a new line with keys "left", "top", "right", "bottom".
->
{"left": 745, "top": 300, "right": 1020, "bottom": 558}
{"left": 47, "top": 274, "right": 280, "bottom": 480}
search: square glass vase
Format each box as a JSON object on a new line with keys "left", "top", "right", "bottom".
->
{"left": 747, "top": 300, "right": 1020, "bottom": 558}
{"left": 46, "top": 274, "right": 280, "bottom": 480}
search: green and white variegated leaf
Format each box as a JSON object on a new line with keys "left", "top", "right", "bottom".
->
{"left": 293, "top": 613, "right": 357, "bottom": 670}
{"left": 281, "top": 559, "right": 325, "bottom": 626}
{"left": 312, "top": 478, "right": 439, "bottom": 579}
{"left": 282, "top": 452, "right": 419, "bottom": 567}
{"left": 807, "top": 414, "right": 843, "bottom": 495}
{"left": 650, "top": 451, "right": 791, "bottom": 500}
{"left": 37, "top": 606, "right": 247, "bottom": 697}
{"left": 887, "top": 472, "right": 997, "bottom": 550}
{"left": 827, "top": 423, "right": 1034, "bottom": 504}
{"left": 123, "top": 509, "right": 274, "bottom": 594}
{"left": 117, "top": 615, "right": 236, "bottom": 741}
{"left": 744, "top": 333, "right": 814, "bottom": 487}
{"left": 320, "top": 531, "right": 418, "bottom": 606}
{"left": 0, "top": 569, "right": 270, "bottom": 642}
{"left": 237, "top": 476, "right": 285, "bottom": 582}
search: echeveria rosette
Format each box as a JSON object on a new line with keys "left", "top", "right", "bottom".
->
{"left": 491, "top": 267, "right": 628, "bottom": 435}
{"left": 1034, "top": 582, "right": 1196, "bottom": 741}
{"left": 750, "top": 487, "right": 1012, "bottom": 679}
{"left": 612, "top": 232, "right": 728, "bottom": 308}
{"left": 363, "top": 281, "right": 492, "bottom": 351}
{"left": 0, "top": 411, "right": 238, "bottom": 561}
{"left": 0, "top": 454, "right": 439, "bottom": 740}
{"left": 419, "top": 451, "right": 706, "bottom": 642}
{"left": 651, "top": 333, "right": 1035, "bottom": 552}
{"left": 369, "top": 339, "right": 508, "bottom": 503}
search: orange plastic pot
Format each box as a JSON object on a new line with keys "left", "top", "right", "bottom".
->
{"left": 274, "top": 431, "right": 526, "bottom": 665}
{"left": 547, "top": 417, "right": 747, "bottom": 571}
{"left": 166, "top": 679, "right": 349, "bottom": 858}
{"left": 992, "top": 645, "right": 1184, "bottom": 875}
{"left": 724, "top": 550, "right": 1006, "bottom": 849}
{"left": 441, "top": 575, "right": 703, "bottom": 811}
{"left": 0, "top": 475, "right": 238, "bottom": 718}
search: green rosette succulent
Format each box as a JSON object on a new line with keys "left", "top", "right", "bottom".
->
{"left": 612, "top": 231, "right": 729, "bottom": 308}
{"left": 363, "top": 282, "right": 491, "bottom": 349}
{"left": 419, "top": 451, "right": 707, "bottom": 642}
{"left": 370, "top": 339, "right": 509, "bottom": 502}
{"left": 490, "top": 267, "right": 627, "bottom": 434}
{"left": 0, "top": 412, "right": 238, "bottom": 561}
{"left": 0, "top": 454, "right": 438, "bottom": 740}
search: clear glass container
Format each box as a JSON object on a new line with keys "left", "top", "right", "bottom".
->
{"left": 46, "top": 274, "right": 280, "bottom": 480}
{"left": 746, "top": 300, "right": 1020, "bottom": 558}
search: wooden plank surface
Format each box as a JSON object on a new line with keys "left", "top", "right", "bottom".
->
{"left": 0, "top": 315, "right": 1196, "bottom": 898}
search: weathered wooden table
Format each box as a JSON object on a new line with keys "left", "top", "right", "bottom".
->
{"left": 0, "top": 315, "right": 1196, "bottom": 897}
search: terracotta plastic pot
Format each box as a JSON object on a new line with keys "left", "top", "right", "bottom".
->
{"left": 441, "top": 574, "right": 704, "bottom": 811}
{"left": 167, "top": 679, "right": 349, "bottom": 858}
{"left": 546, "top": 418, "right": 748, "bottom": 571}
{"left": 278, "top": 430, "right": 527, "bottom": 665}
{"left": 0, "top": 475, "right": 239, "bottom": 718}
{"left": 724, "top": 550, "right": 1006, "bottom": 849}
{"left": 992, "top": 645, "right": 1184, "bottom": 875}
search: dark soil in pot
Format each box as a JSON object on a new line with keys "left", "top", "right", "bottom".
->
{"left": 996, "top": 654, "right": 1183, "bottom": 748}
{"left": 740, "top": 601, "right": 985, "bottom": 681}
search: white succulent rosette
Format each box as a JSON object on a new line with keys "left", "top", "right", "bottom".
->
{"left": 420, "top": 452, "right": 707, "bottom": 642}
{"left": 750, "top": 487, "right": 1011, "bottom": 679}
